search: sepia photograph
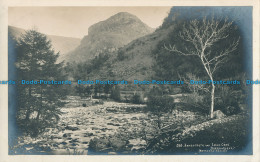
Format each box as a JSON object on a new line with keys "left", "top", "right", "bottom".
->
{"left": 7, "top": 6, "right": 254, "bottom": 155}
{"left": 0, "top": 1, "right": 259, "bottom": 161}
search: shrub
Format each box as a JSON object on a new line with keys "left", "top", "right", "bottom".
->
{"left": 117, "top": 50, "right": 128, "bottom": 61}
{"left": 181, "top": 92, "right": 210, "bottom": 114}
{"left": 124, "top": 96, "right": 130, "bottom": 103}
{"left": 18, "top": 119, "right": 55, "bottom": 137}
{"left": 67, "top": 149, "right": 85, "bottom": 155}
{"left": 94, "top": 100, "right": 104, "bottom": 105}
{"left": 131, "top": 93, "right": 144, "bottom": 104}
{"left": 146, "top": 95, "right": 175, "bottom": 114}
{"left": 110, "top": 86, "right": 121, "bottom": 102}
{"left": 146, "top": 87, "right": 175, "bottom": 130}
{"left": 215, "top": 85, "right": 241, "bottom": 115}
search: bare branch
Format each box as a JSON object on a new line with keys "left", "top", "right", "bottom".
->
{"left": 208, "top": 37, "right": 240, "bottom": 64}
{"left": 165, "top": 17, "right": 239, "bottom": 78}
{"left": 164, "top": 44, "right": 198, "bottom": 56}
{"left": 184, "top": 73, "right": 211, "bottom": 94}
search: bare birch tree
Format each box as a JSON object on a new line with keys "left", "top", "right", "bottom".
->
{"left": 165, "top": 17, "right": 240, "bottom": 118}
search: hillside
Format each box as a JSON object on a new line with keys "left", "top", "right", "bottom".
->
{"left": 84, "top": 26, "right": 174, "bottom": 81}
{"left": 65, "top": 12, "right": 154, "bottom": 63}
{"left": 8, "top": 26, "right": 81, "bottom": 63}
{"left": 83, "top": 7, "right": 251, "bottom": 82}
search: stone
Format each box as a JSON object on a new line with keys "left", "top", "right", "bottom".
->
{"left": 213, "top": 110, "right": 226, "bottom": 119}
{"left": 108, "top": 152, "right": 117, "bottom": 155}
{"left": 131, "top": 117, "right": 138, "bottom": 120}
{"left": 71, "top": 143, "right": 78, "bottom": 146}
{"left": 62, "top": 134, "right": 67, "bottom": 137}
{"left": 122, "top": 118, "right": 128, "bottom": 122}
{"left": 69, "top": 139, "right": 79, "bottom": 143}
{"left": 101, "top": 128, "right": 107, "bottom": 132}
{"left": 84, "top": 132, "right": 94, "bottom": 137}
{"left": 61, "top": 142, "right": 67, "bottom": 145}
{"left": 121, "top": 151, "right": 130, "bottom": 154}
{"left": 52, "top": 144, "right": 59, "bottom": 147}
{"left": 110, "top": 138, "right": 127, "bottom": 151}
{"left": 92, "top": 127, "right": 99, "bottom": 130}
{"left": 65, "top": 126, "right": 79, "bottom": 131}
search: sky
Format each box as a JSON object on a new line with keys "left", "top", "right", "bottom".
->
{"left": 8, "top": 7, "right": 172, "bottom": 38}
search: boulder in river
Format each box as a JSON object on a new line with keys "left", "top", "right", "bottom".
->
{"left": 65, "top": 126, "right": 79, "bottom": 131}
{"left": 84, "top": 132, "right": 94, "bottom": 137}
{"left": 213, "top": 110, "right": 226, "bottom": 119}
{"left": 63, "top": 133, "right": 71, "bottom": 138}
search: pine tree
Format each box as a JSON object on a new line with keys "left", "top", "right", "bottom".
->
{"left": 15, "top": 29, "right": 66, "bottom": 137}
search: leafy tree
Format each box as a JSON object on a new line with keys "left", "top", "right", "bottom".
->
{"left": 110, "top": 85, "right": 121, "bottom": 102}
{"left": 15, "top": 29, "right": 66, "bottom": 137}
{"left": 165, "top": 17, "right": 240, "bottom": 118}
{"left": 131, "top": 93, "right": 144, "bottom": 104}
{"left": 146, "top": 88, "right": 174, "bottom": 129}
{"left": 104, "top": 84, "right": 111, "bottom": 97}
{"left": 117, "top": 49, "right": 127, "bottom": 61}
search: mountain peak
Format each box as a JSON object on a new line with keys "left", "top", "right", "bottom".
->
{"left": 111, "top": 12, "right": 138, "bottom": 19}
{"left": 67, "top": 12, "right": 154, "bottom": 63}
{"left": 88, "top": 12, "right": 153, "bottom": 36}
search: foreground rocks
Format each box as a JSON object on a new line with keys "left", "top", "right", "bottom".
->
{"left": 12, "top": 101, "right": 148, "bottom": 155}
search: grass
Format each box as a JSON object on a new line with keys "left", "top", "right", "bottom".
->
{"left": 146, "top": 113, "right": 251, "bottom": 154}
{"left": 67, "top": 148, "right": 86, "bottom": 155}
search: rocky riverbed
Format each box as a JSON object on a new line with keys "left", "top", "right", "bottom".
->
{"left": 14, "top": 101, "right": 149, "bottom": 155}
{"left": 12, "top": 100, "right": 206, "bottom": 155}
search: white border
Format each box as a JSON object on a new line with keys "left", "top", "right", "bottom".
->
{"left": 0, "top": 0, "right": 259, "bottom": 162}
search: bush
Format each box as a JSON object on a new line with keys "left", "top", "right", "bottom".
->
{"left": 181, "top": 92, "right": 210, "bottom": 114}
{"left": 215, "top": 85, "right": 242, "bottom": 115}
{"left": 18, "top": 118, "right": 56, "bottom": 137}
{"left": 93, "top": 99, "right": 104, "bottom": 105}
{"left": 131, "top": 93, "right": 144, "bottom": 104}
{"left": 110, "top": 86, "right": 121, "bottom": 102}
{"left": 117, "top": 50, "right": 128, "bottom": 61}
{"left": 146, "top": 95, "right": 175, "bottom": 114}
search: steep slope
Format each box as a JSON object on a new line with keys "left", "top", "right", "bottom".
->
{"left": 8, "top": 26, "right": 81, "bottom": 63}
{"left": 162, "top": 6, "right": 252, "bottom": 77}
{"left": 65, "top": 12, "right": 154, "bottom": 63}
{"left": 85, "top": 26, "right": 174, "bottom": 81}
{"left": 85, "top": 7, "right": 251, "bottom": 81}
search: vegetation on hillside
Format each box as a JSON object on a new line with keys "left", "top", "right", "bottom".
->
{"left": 9, "top": 8, "right": 252, "bottom": 155}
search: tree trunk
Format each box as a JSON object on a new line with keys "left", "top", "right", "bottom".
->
{"left": 210, "top": 84, "right": 215, "bottom": 118}
{"left": 25, "top": 87, "right": 32, "bottom": 120}
{"left": 36, "top": 111, "right": 40, "bottom": 121}
{"left": 201, "top": 55, "right": 216, "bottom": 119}
{"left": 36, "top": 86, "right": 42, "bottom": 121}
{"left": 157, "top": 116, "right": 161, "bottom": 130}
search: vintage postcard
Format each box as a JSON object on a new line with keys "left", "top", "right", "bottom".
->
{"left": 0, "top": 0, "right": 259, "bottom": 162}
